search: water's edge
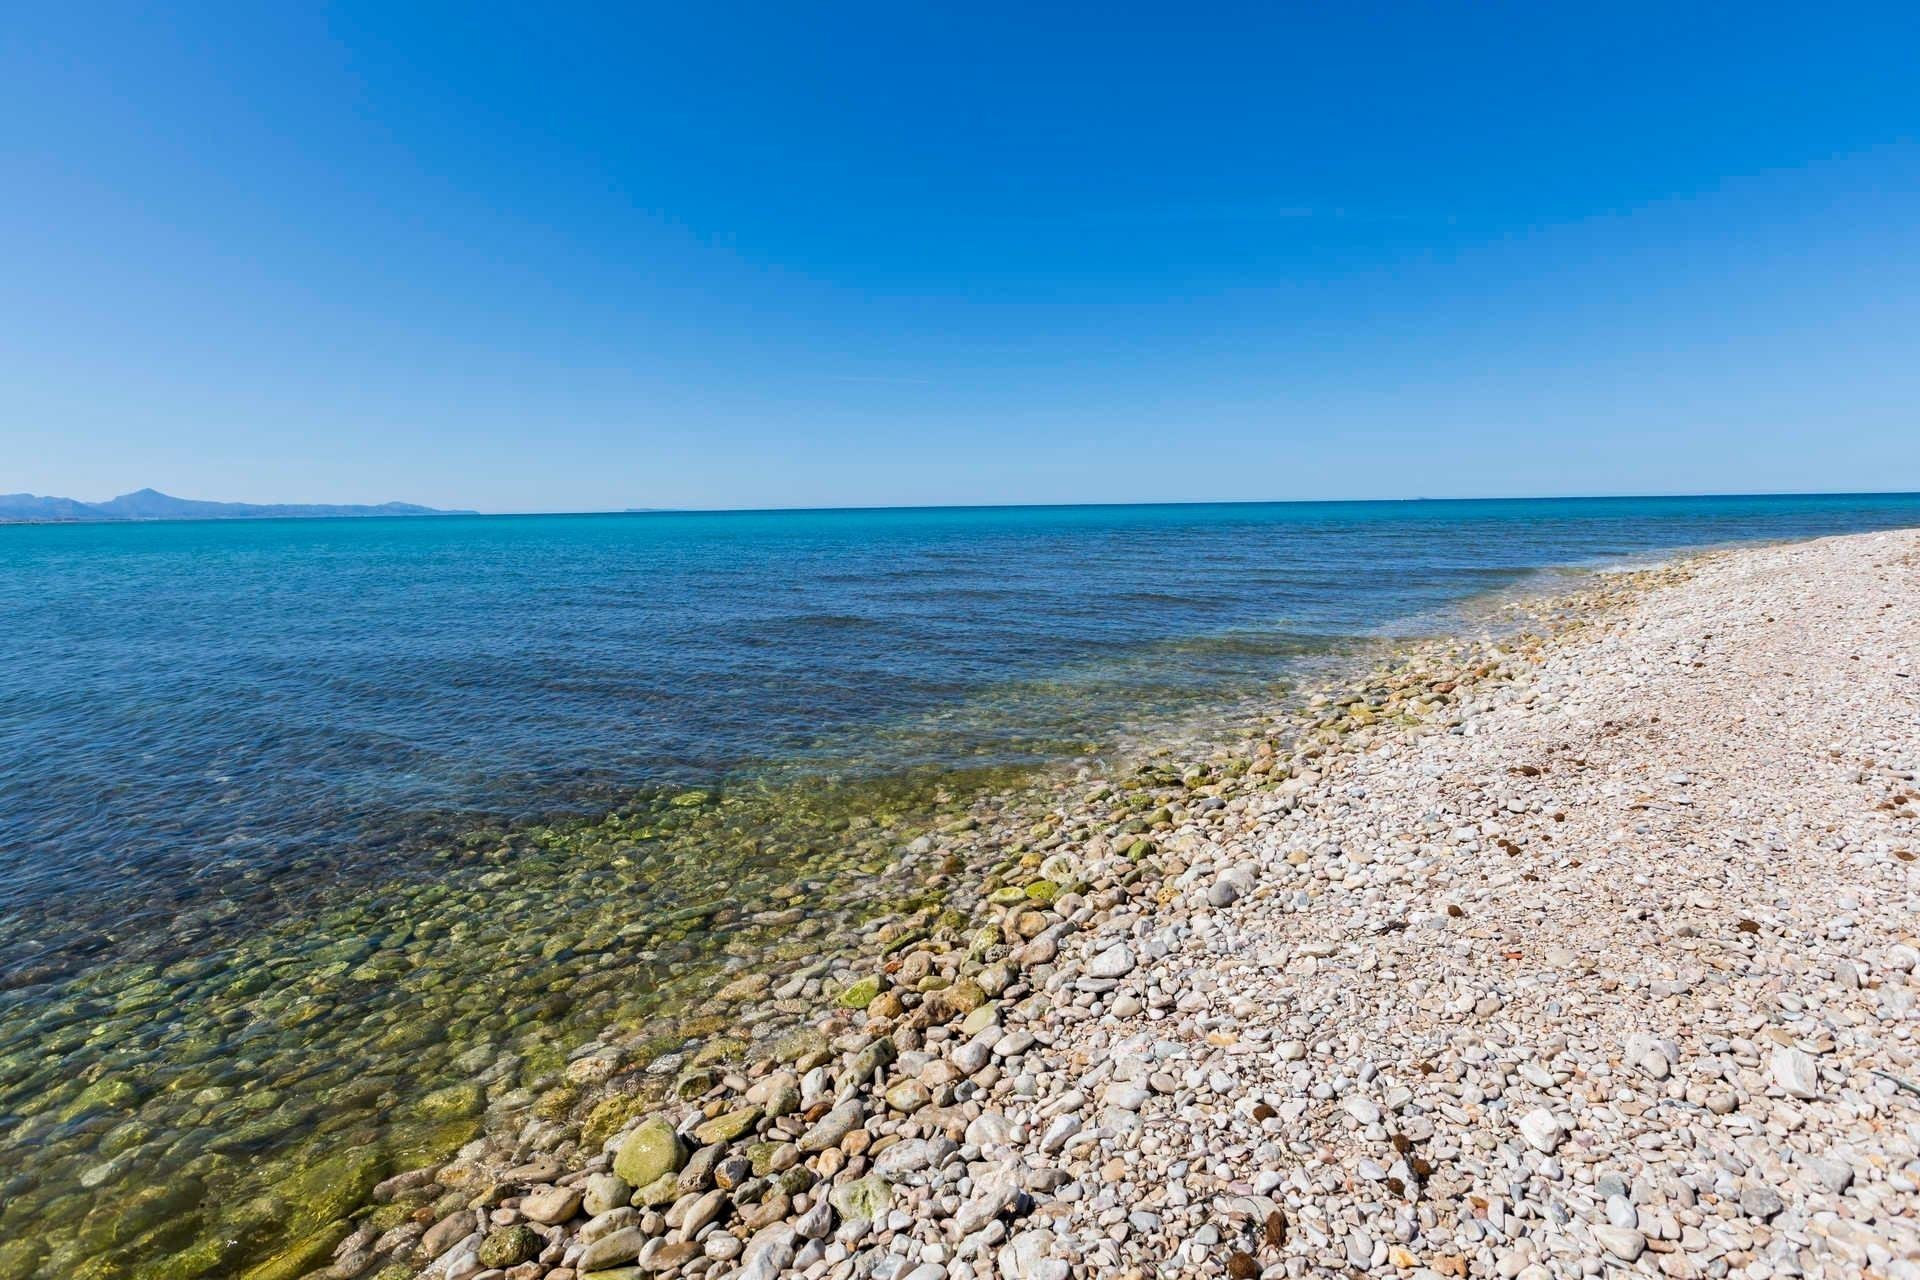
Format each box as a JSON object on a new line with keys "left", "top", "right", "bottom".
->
{"left": 0, "top": 545, "right": 1690, "bottom": 1280}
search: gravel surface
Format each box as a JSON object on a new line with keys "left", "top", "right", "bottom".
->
{"left": 398, "top": 529, "right": 1920, "bottom": 1280}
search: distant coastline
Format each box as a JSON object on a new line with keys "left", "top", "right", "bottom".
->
{"left": 0, "top": 487, "right": 474, "bottom": 524}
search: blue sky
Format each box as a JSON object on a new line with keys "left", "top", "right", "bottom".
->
{"left": 3, "top": 3, "right": 1917, "bottom": 511}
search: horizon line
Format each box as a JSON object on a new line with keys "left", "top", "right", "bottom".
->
{"left": 8, "top": 486, "right": 1920, "bottom": 527}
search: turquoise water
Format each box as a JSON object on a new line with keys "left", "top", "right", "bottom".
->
{"left": 4, "top": 491, "right": 1920, "bottom": 1280}
{"left": 4, "top": 492, "right": 1920, "bottom": 985}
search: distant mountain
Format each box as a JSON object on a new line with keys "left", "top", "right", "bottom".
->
{"left": 0, "top": 488, "right": 475, "bottom": 523}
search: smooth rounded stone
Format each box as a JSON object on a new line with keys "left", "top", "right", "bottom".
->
{"left": 800, "top": 1066, "right": 833, "bottom": 1108}
{"left": 722, "top": 1151, "right": 764, "bottom": 1185}
{"left": 798, "top": 1102, "right": 864, "bottom": 1153}
{"left": 1102, "top": 1082, "right": 1149, "bottom": 1111}
{"left": 1207, "top": 866, "right": 1255, "bottom": 907}
{"left": 646, "top": 1240, "right": 701, "bottom": 1272}
{"left": 580, "top": 1207, "right": 640, "bottom": 1243}
{"left": 703, "top": 1231, "right": 743, "bottom": 1261}
{"left": 678, "top": 1144, "right": 724, "bottom": 1194}
{"left": 521, "top": 1183, "right": 583, "bottom": 1225}
{"left": 1770, "top": 1046, "right": 1821, "bottom": 1099}
{"left": 837, "top": 974, "right": 887, "bottom": 1010}
{"left": 505, "top": 1154, "right": 565, "bottom": 1183}
{"left": 613, "top": 1118, "right": 687, "bottom": 1189}
{"left": 1739, "top": 1184, "right": 1786, "bottom": 1220}
{"left": 1590, "top": 1225, "right": 1647, "bottom": 1261}
{"left": 952, "top": 1036, "right": 994, "bottom": 1075}
{"left": 682, "top": 1188, "right": 729, "bottom": 1235}
{"left": 960, "top": 1003, "right": 1002, "bottom": 1036}
{"left": 738, "top": 1193, "right": 792, "bottom": 1233}
{"left": 425, "top": 1210, "right": 483, "bottom": 1259}
{"left": 583, "top": 1174, "right": 633, "bottom": 1216}
{"left": 885, "top": 1079, "right": 932, "bottom": 1113}
{"left": 1344, "top": 1231, "right": 1374, "bottom": 1268}
{"left": 1604, "top": 1194, "right": 1638, "bottom": 1229}
{"left": 873, "top": 1137, "right": 933, "bottom": 1177}
{"left": 967, "top": 1111, "right": 1018, "bottom": 1148}
{"left": 694, "top": 1106, "right": 762, "bottom": 1146}
{"left": 580, "top": 1225, "right": 648, "bottom": 1270}
{"left": 738, "top": 1222, "right": 799, "bottom": 1280}
{"left": 1110, "top": 992, "right": 1144, "bottom": 1018}
{"left": 842, "top": 1037, "right": 898, "bottom": 1088}
{"left": 1342, "top": 1096, "right": 1382, "bottom": 1126}
{"left": 793, "top": 1197, "right": 833, "bottom": 1240}
{"left": 1086, "top": 944, "right": 1137, "bottom": 979}
{"left": 1802, "top": 1153, "right": 1854, "bottom": 1193}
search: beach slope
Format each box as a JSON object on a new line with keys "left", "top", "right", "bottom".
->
{"left": 997, "top": 529, "right": 1920, "bottom": 1278}
{"left": 407, "top": 529, "right": 1918, "bottom": 1280}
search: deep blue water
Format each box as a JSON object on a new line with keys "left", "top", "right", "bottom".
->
{"left": 4, "top": 493, "right": 1919, "bottom": 972}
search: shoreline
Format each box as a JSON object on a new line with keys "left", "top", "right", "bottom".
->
{"left": 12, "top": 530, "right": 1918, "bottom": 1280}
{"left": 399, "top": 530, "right": 1918, "bottom": 1280}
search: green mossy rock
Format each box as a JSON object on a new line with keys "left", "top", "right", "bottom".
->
{"left": 416, "top": 1081, "right": 484, "bottom": 1121}
{"left": 478, "top": 1224, "right": 541, "bottom": 1268}
{"left": 632, "top": 1170, "right": 681, "bottom": 1207}
{"left": 836, "top": 975, "right": 885, "bottom": 1009}
{"left": 611, "top": 1117, "right": 684, "bottom": 1188}
{"left": 773, "top": 1027, "right": 828, "bottom": 1063}
{"left": 237, "top": 1221, "right": 351, "bottom": 1280}
{"left": 582, "top": 1093, "right": 649, "bottom": 1148}
{"left": 0, "top": 1240, "right": 39, "bottom": 1280}
{"left": 281, "top": 1146, "right": 388, "bottom": 1231}
{"left": 693, "top": 1105, "right": 760, "bottom": 1145}
{"left": 58, "top": 1075, "right": 140, "bottom": 1121}
{"left": 828, "top": 1173, "right": 891, "bottom": 1224}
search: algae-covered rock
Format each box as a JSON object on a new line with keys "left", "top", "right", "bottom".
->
{"left": 960, "top": 1002, "right": 1001, "bottom": 1036}
{"left": 632, "top": 1170, "right": 681, "bottom": 1207}
{"left": 842, "top": 1036, "right": 896, "bottom": 1088}
{"left": 281, "top": 1145, "right": 388, "bottom": 1230}
{"left": 477, "top": 1224, "right": 540, "bottom": 1268}
{"left": 0, "top": 1239, "right": 38, "bottom": 1280}
{"left": 58, "top": 1075, "right": 140, "bottom": 1121}
{"left": 612, "top": 1116, "right": 684, "bottom": 1188}
{"left": 694, "top": 1105, "right": 761, "bottom": 1145}
{"left": 941, "top": 978, "right": 987, "bottom": 1014}
{"left": 673, "top": 1067, "right": 717, "bottom": 1100}
{"left": 836, "top": 974, "right": 886, "bottom": 1009}
{"left": 582, "top": 1172, "right": 631, "bottom": 1215}
{"left": 828, "top": 1173, "right": 891, "bottom": 1224}
{"left": 237, "top": 1221, "right": 351, "bottom": 1280}
{"left": 75, "top": 1177, "right": 206, "bottom": 1253}
{"left": 772, "top": 1026, "right": 828, "bottom": 1063}
{"left": 415, "top": 1081, "right": 484, "bottom": 1121}
{"left": 582, "top": 1092, "right": 649, "bottom": 1149}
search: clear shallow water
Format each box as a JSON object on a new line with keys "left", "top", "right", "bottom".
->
{"left": 5, "top": 492, "right": 1920, "bottom": 982}
{"left": 5, "top": 492, "right": 1920, "bottom": 1280}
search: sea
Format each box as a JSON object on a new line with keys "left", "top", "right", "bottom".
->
{"left": 2, "top": 491, "right": 1918, "bottom": 1277}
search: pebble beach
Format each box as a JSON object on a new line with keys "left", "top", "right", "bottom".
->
{"left": 333, "top": 529, "right": 1919, "bottom": 1280}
